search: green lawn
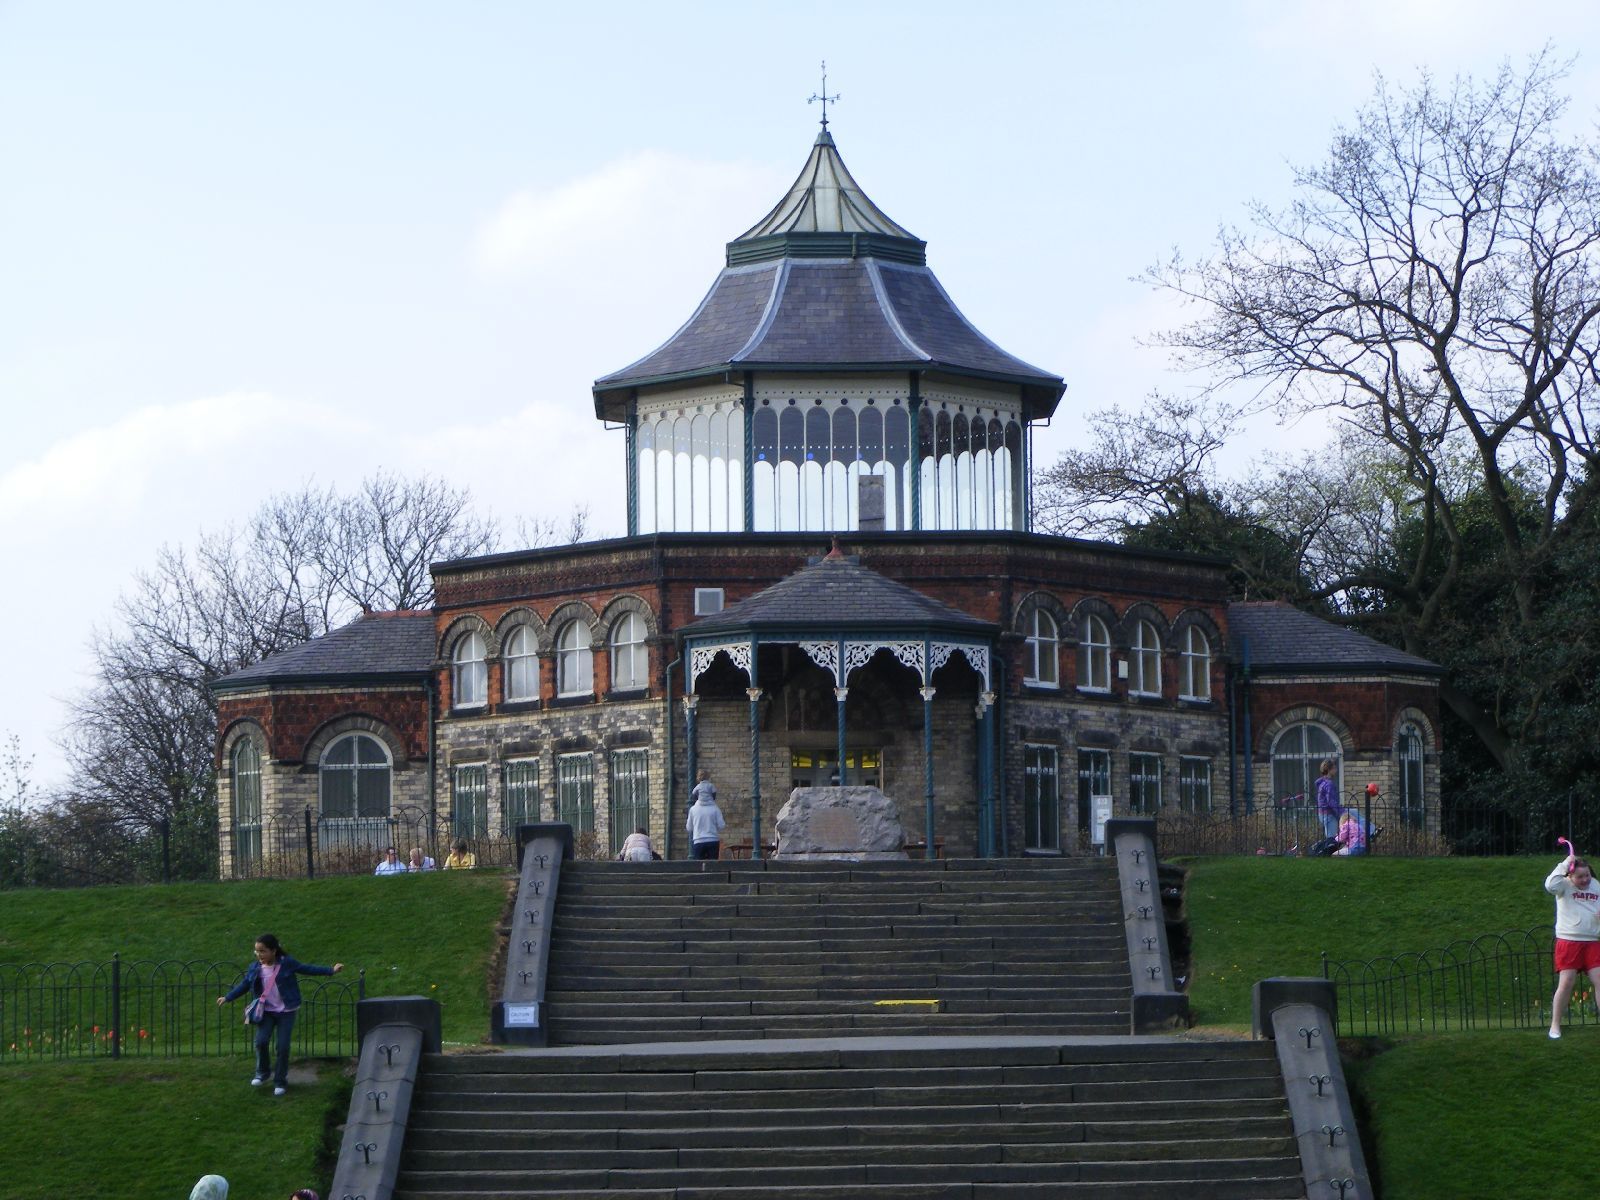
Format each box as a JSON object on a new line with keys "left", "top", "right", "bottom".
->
{"left": 0, "top": 854, "right": 1585, "bottom": 1199}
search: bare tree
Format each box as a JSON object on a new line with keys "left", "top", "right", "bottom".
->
{"left": 1140, "top": 51, "right": 1600, "bottom": 768}
{"left": 59, "top": 472, "right": 583, "bottom": 866}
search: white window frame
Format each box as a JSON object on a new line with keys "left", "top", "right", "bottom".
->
{"left": 232, "top": 739, "right": 263, "bottom": 866}
{"left": 1397, "top": 722, "right": 1425, "bottom": 828}
{"left": 1271, "top": 723, "right": 1341, "bottom": 808}
{"left": 1077, "top": 613, "right": 1111, "bottom": 693}
{"left": 609, "top": 749, "right": 650, "bottom": 855}
{"left": 318, "top": 732, "right": 392, "bottom": 821}
{"left": 694, "top": 587, "right": 725, "bottom": 615}
{"left": 1131, "top": 620, "right": 1162, "bottom": 697}
{"left": 503, "top": 624, "right": 539, "bottom": 702}
{"left": 1024, "top": 608, "right": 1059, "bottom": 688}
{"left": 1179, "top": 625, "right": 1211, "bottom": 701}
{"left": 610, "top": 612, "right": 648, "bottom": 692}
{"left": 555, "top": 621, "right": 594, "bottom": 698}
{"left": 452, "top": 631, "right": 487, "bottom": 709}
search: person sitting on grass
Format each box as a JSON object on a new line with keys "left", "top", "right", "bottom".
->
{"left": 443, "top": 838, "right": 476, "bottom": 869}
{"left": 407, "top": 846, "right": 436, "bottom": 872}
{"left": 373, "top": 846, "right": 406, "bottom": 875}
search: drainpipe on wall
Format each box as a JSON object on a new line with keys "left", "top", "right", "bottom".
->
{"left": 1241, "top": 635, "right": 1253, "bottom": 814}
{"left": 1226, "top": 659, "right": 1238, "bottom": 817}
{"left": 425, "top": 673, "right": 438, "bottom": 837}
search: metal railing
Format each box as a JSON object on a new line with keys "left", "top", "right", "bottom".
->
{"left": 0, "top": 954, "right": 365, "bottom": 1063}
{"left": 1322, "top": 926, "right": 1593, "bottom": 1037}
{"left": 1153, "top": 795, "right": 1540, "bottom": 858}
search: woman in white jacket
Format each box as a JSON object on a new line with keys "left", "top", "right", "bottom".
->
{"left": 1545, "top": 853, "right": 1600, "bottom": 1039}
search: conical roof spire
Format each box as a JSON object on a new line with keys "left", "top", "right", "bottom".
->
{"left": 734, "top": 129, "right": 916, "bottom": 241}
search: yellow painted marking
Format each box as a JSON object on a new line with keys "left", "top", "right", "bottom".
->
{"left": 873, "top": 999, "right": 944, "bottom": 1011}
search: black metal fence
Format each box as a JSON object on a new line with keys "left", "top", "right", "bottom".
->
{"left": 1154, "top": 795, "right": 1542, "bottom": 858}
{"left": 1322, "top": 926, "right": 1594, "bottom": 1037}
{"left": 0, "top": 954, "right": 365, "bottom": 1063}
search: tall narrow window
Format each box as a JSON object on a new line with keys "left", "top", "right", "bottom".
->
{"left": 1077, "top": 748, "right": 1111, "bottom": 846}
{"left": 1178, "top": 757, "right": 1212, "bottom": 812}
{"left": 1179, "top": 625, "right": 1211, "bottom": 701}
{"left": 1023, "top": 744, "right": 1059, "bottom": 852}
{"left": 452, "top": 631, "right": 487, "bottom": 709}
{"left": 1129, "top": 753, "right": 1163, "bottom": 814}
{"left": 319, "top": 733, "right": 391, "bottom": 820}
{"left": 555, "top": 753, "right": 595, "bottom": 831}
{"left": 1024, "top": 608, "right": 1059, "bottom": 688}
{"left": 609, "top": 750, "right": 650, "bottom": 855}
{"left": 503, "top": 625, "right": 539, "bottom": 702}
{"left": 503, "top": 759, "right": 541, "bottom": 834}
{"left": 556, "top": 621, "right": 593, "bottom": 697}
{"left": 232, "top": 739, "right": 262, "bottom": 871}
{"left": 453, "top": 764, "right": 488, "bottom": 837}
{"left": 1131, "top": 620, "right": 1162, "bottom": 697}
{"left": 1397, "top": 723, "right": 1425, "bottom": 828}
{"left": 610, "top": 612, "right": 647, "bottom": 692}
{"left": 1078, "top": 614, "right": 1111, "bottom": 692}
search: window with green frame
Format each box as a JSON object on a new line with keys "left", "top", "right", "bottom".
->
{"left": 1178, "top": 757, "right": 1211, "bottom": 812}
{"left": 609, "top": 750, "right": 650, "bottom": 855}
{"left": 1129, "top": 752, "right": 1163, "bottom": 814}
{"left": 502, "top": 759, "right": 541, "bottom": 834}
{"left": 453, "top": 764, "right": 489, "bottom": 837}
{"left": 232, "top": 739, "right": 262, "bottom": 869}
{"left": 555, "top": 753, "right": 596, "bottom": 832}
{"left": 1023, "top": 744, "right": 1059, "bottom": 851}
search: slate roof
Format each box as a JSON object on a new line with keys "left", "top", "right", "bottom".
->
{"left": 212, "top": 612, "right": 436, "bottom": 692}
{"left": 685, "top": 552, "right": 995, "bottom": 639}
{"left": 593, "top": 130, "right": 1064, "bottom": 421}
{"left": 1226, "top": 602, "right": 1443, "bottom": 675}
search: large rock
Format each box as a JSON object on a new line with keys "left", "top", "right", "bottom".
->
{"left": 773, "top": 787, "right": 909, "bottom": 861}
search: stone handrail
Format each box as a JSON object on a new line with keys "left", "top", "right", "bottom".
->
{"left": 1105, "top": 817, "right": 1189, "bottom": 1033}
{"left": 492, "top": 822, "right": 573, "bottom": 1046}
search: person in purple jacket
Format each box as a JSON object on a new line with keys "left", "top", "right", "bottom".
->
{"left": 1314, "top": 759, "right": 1342, "bottom": 838}
{"left": 217, "top": 933, "right": 344, "bottom": 1095}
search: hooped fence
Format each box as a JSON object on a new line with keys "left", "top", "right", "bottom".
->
{"left": 0, "top": 955, "right": 365, "bottom": 1063}
{"left": 1322, "top": 926, "right": 1594, "bottom": 1037}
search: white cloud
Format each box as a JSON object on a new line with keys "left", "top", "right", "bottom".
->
{"left": 473, "top": 150, "right": 786, "bottom": 277}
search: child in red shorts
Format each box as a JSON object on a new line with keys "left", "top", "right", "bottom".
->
{"left": 1546, "top": 853, "right": 1600, "bottom": 1039}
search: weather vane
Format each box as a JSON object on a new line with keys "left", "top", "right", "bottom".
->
{"left": 808, "top": 60, "right": 840, "bottom": 130}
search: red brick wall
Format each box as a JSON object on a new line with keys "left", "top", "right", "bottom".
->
{"left": 218, "top": 687, "right": 429, "bottom": 764}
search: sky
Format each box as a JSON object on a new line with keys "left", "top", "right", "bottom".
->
{"left": 4, "top": 0, "right": 1599, "bottom": 789}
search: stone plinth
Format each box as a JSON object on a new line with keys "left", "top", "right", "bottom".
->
{"left": 773, "top": 787, "right": 910, "bottom": 860}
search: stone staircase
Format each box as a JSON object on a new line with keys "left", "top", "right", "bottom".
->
{"left": 543, "top": 858, "right": 1131, "bottom": 1043}
{"left": 393, "top": 1038, "right": 1303, "bottom": 1199}
{"left": 384, "top": 857, "right": 1308, "bottom": 1198}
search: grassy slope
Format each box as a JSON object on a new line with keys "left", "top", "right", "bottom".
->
{"left": 0, "top": 870, "right": 508, "bottom": 1199}
{"left": 0, "top": 870, "right": 510, "bottom": 1044}
{"left": 1180, "top": 855, "right": 1553, "bottom": 1027}
{"left": 1182, "top": 855, "right": 1587, "bottom": 1200}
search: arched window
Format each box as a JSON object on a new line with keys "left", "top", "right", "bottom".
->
{"left": 503, "top": 625, "right": 539, "bottom": 702}
{"left": 1131, "top": 620, "right": 1162, "bottom": 697}
{"left": 452, "top": 631, "right": 486, "bottom": 709}
{"left": 1397, "top": 722, "right": 1425, "bottom": 828}
{"left": 556, "top": 621, "right": 593, "bottom": 697}
{"left": 1024, "top": 608, "right": 1059, "bottom": 688}
{"left": 232, "top": 739, "right": 262, "bottom": 870}
{"left": 320, "top": 733, "right": 391, "bottom": 820}
{"left": 1078, "top": 614, "right": 1111, "bottom": 692}
{"left": 1179, "top": 625, "right": 1211, "bottom": 701}
{"left": 610, "top": 612, "right": 647, "bottom": 692}
{"left": 1270, "top": 724, "right": 1340, "bottom": 809}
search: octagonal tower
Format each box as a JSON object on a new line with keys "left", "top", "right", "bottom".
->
{"left": 594, "top": 127, "right": 1065, "bottom": 536}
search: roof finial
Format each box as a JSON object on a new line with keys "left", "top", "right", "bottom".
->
{"left": 808, "top": 60, "right": 840, "bottom": 131}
